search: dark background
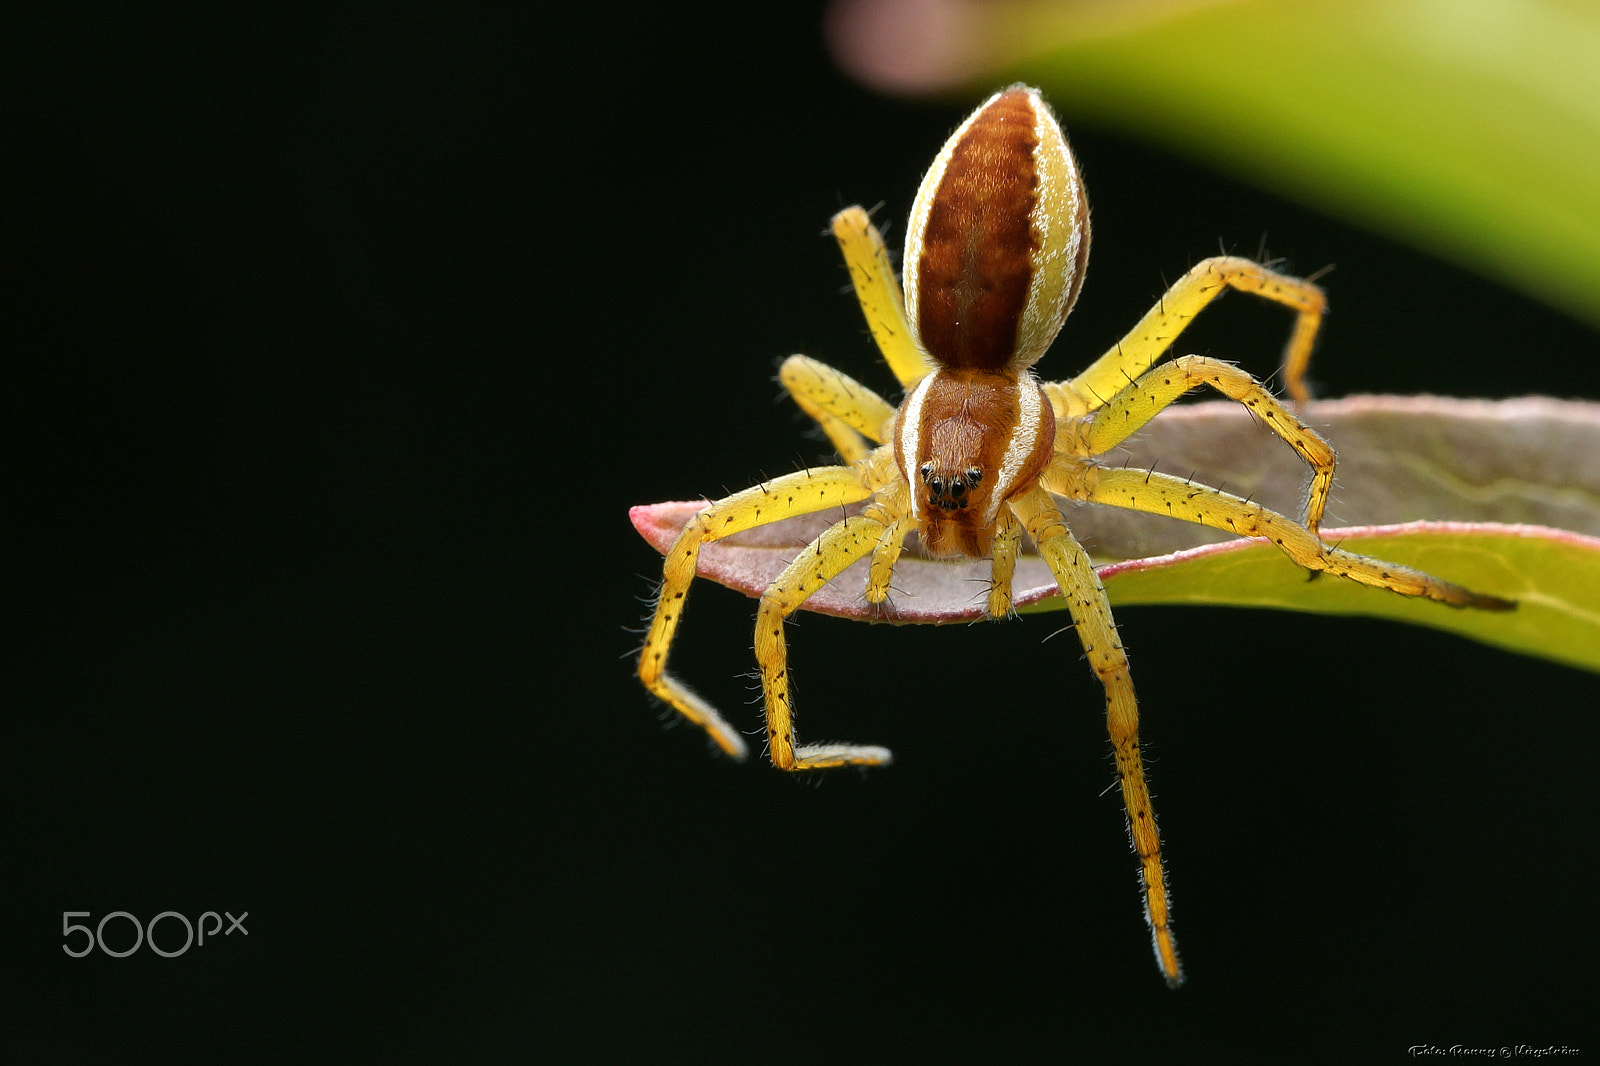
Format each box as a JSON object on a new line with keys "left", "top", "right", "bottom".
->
{"left": 5, "top": 4, "right": 1596, "bottom": 1061}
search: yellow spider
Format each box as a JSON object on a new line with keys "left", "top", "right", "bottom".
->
{"left": 636, "top": 84, "right": 1512, "bottom": 986}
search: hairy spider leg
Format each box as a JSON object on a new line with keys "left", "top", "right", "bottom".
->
{"left": 1067, "top": 353, "right": 1338, "bottom": 533}
{"left": 778, "top": 355, "right": 895, "bottom": 463}
{"left": 1008, "top": 485, "right": 1184, "bottom": 987}
{"left": 1058, "top": 466, "right": 1515, "bottom": 610}
{"left": 755, "top": 512, "right": 898, "bottom": 770}
{"left": 986, "top": 510, "right": 1024, "bottom": 617}
{"left": 1044, "top": 256, "right": 1328, "bottom": 418}
{"left": 864, "top": 505, "right": 916, "bottom": 605}
{"left": 830, "top": 206, "right": 931, "bottom": 389}
{"left": 639, "top": 466, "right": 876, "bottom": 759}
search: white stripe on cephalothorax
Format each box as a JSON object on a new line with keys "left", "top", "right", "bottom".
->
{"left": 983, "top": 379, "right": 1042, "bottom": 528}
{"left": 897, "top": 372, "right": 935, "bottom": 524}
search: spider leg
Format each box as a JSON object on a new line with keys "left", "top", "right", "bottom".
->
{"left": 987, "top": 509, "right": 1023, "bottom": 617}
{"left": 1069, "top": 354, "right": 1337, "bottom": 533}
{"left": 865, "top": 511, "right": 914, "bottom": 606}
{"left": 1077, "top": 466, "right": 1516, "bottom": 610}
{"left": 832, "top": 206, "right": 932, "bottom": 389}
{"left": 639, "top": 467, "right": 876, "bottom": 759}
{"left": 1043, "top": 255, "right": 1326, "bottom": 417}
{"left": 1009, "top": 486, "right": 1184, "bottom": 987}
{"left": 756, "top": 512, "right": 895, "bottom": 770}
{"left": 778, "top": 354, "right": 895, "bottom": 462}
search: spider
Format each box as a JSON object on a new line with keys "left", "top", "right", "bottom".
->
{"left": 636, "top": 84, "right": 1513, "bottom": 986}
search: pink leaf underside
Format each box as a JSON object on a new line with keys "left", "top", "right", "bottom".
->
{"left": 632, "top": 395, "right": 1600, "bottom": 624}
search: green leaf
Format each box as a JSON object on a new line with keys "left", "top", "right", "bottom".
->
{"left": 1080, "top": 523, "right": 1600, "bottom": 674}
{"left": 830, "top": 0, "right": 1600, "bottom": 329}
{"left": 631, "top": 396, "right": 1600, "bottom": 672}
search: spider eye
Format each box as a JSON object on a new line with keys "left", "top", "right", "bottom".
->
{"left": 919, "top": 463, "right": 982, "bottom": 511}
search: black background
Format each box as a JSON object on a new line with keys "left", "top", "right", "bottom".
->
{"left": 5, "top": 4, "right": 1596, "bottom": 1061}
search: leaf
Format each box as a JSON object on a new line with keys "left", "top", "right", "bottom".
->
{"left": 631, "top": 396, "right": 1600, "bottom": 672}
{"left": 828, "top": 0, "right": 1600, "bottom": 330}
{"left": 1083, "top": 523, "right": 1600, "bottom": 674}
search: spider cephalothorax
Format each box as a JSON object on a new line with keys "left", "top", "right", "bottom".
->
{"left": 636, "top": 84, "right": 1512, "bottom": 986}
{"left": 895, "top": 368, "right": 1055, "bottom": 557}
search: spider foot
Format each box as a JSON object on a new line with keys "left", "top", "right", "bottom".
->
{"left": 647, "top": 678, "right": 750, "bottom": 761}
{"left": 789, "top": 742, "right": 894, "bottom": 770}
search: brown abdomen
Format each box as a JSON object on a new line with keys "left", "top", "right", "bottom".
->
{"left": 913, "top": 89, "right": 1041, "bottom": 372}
